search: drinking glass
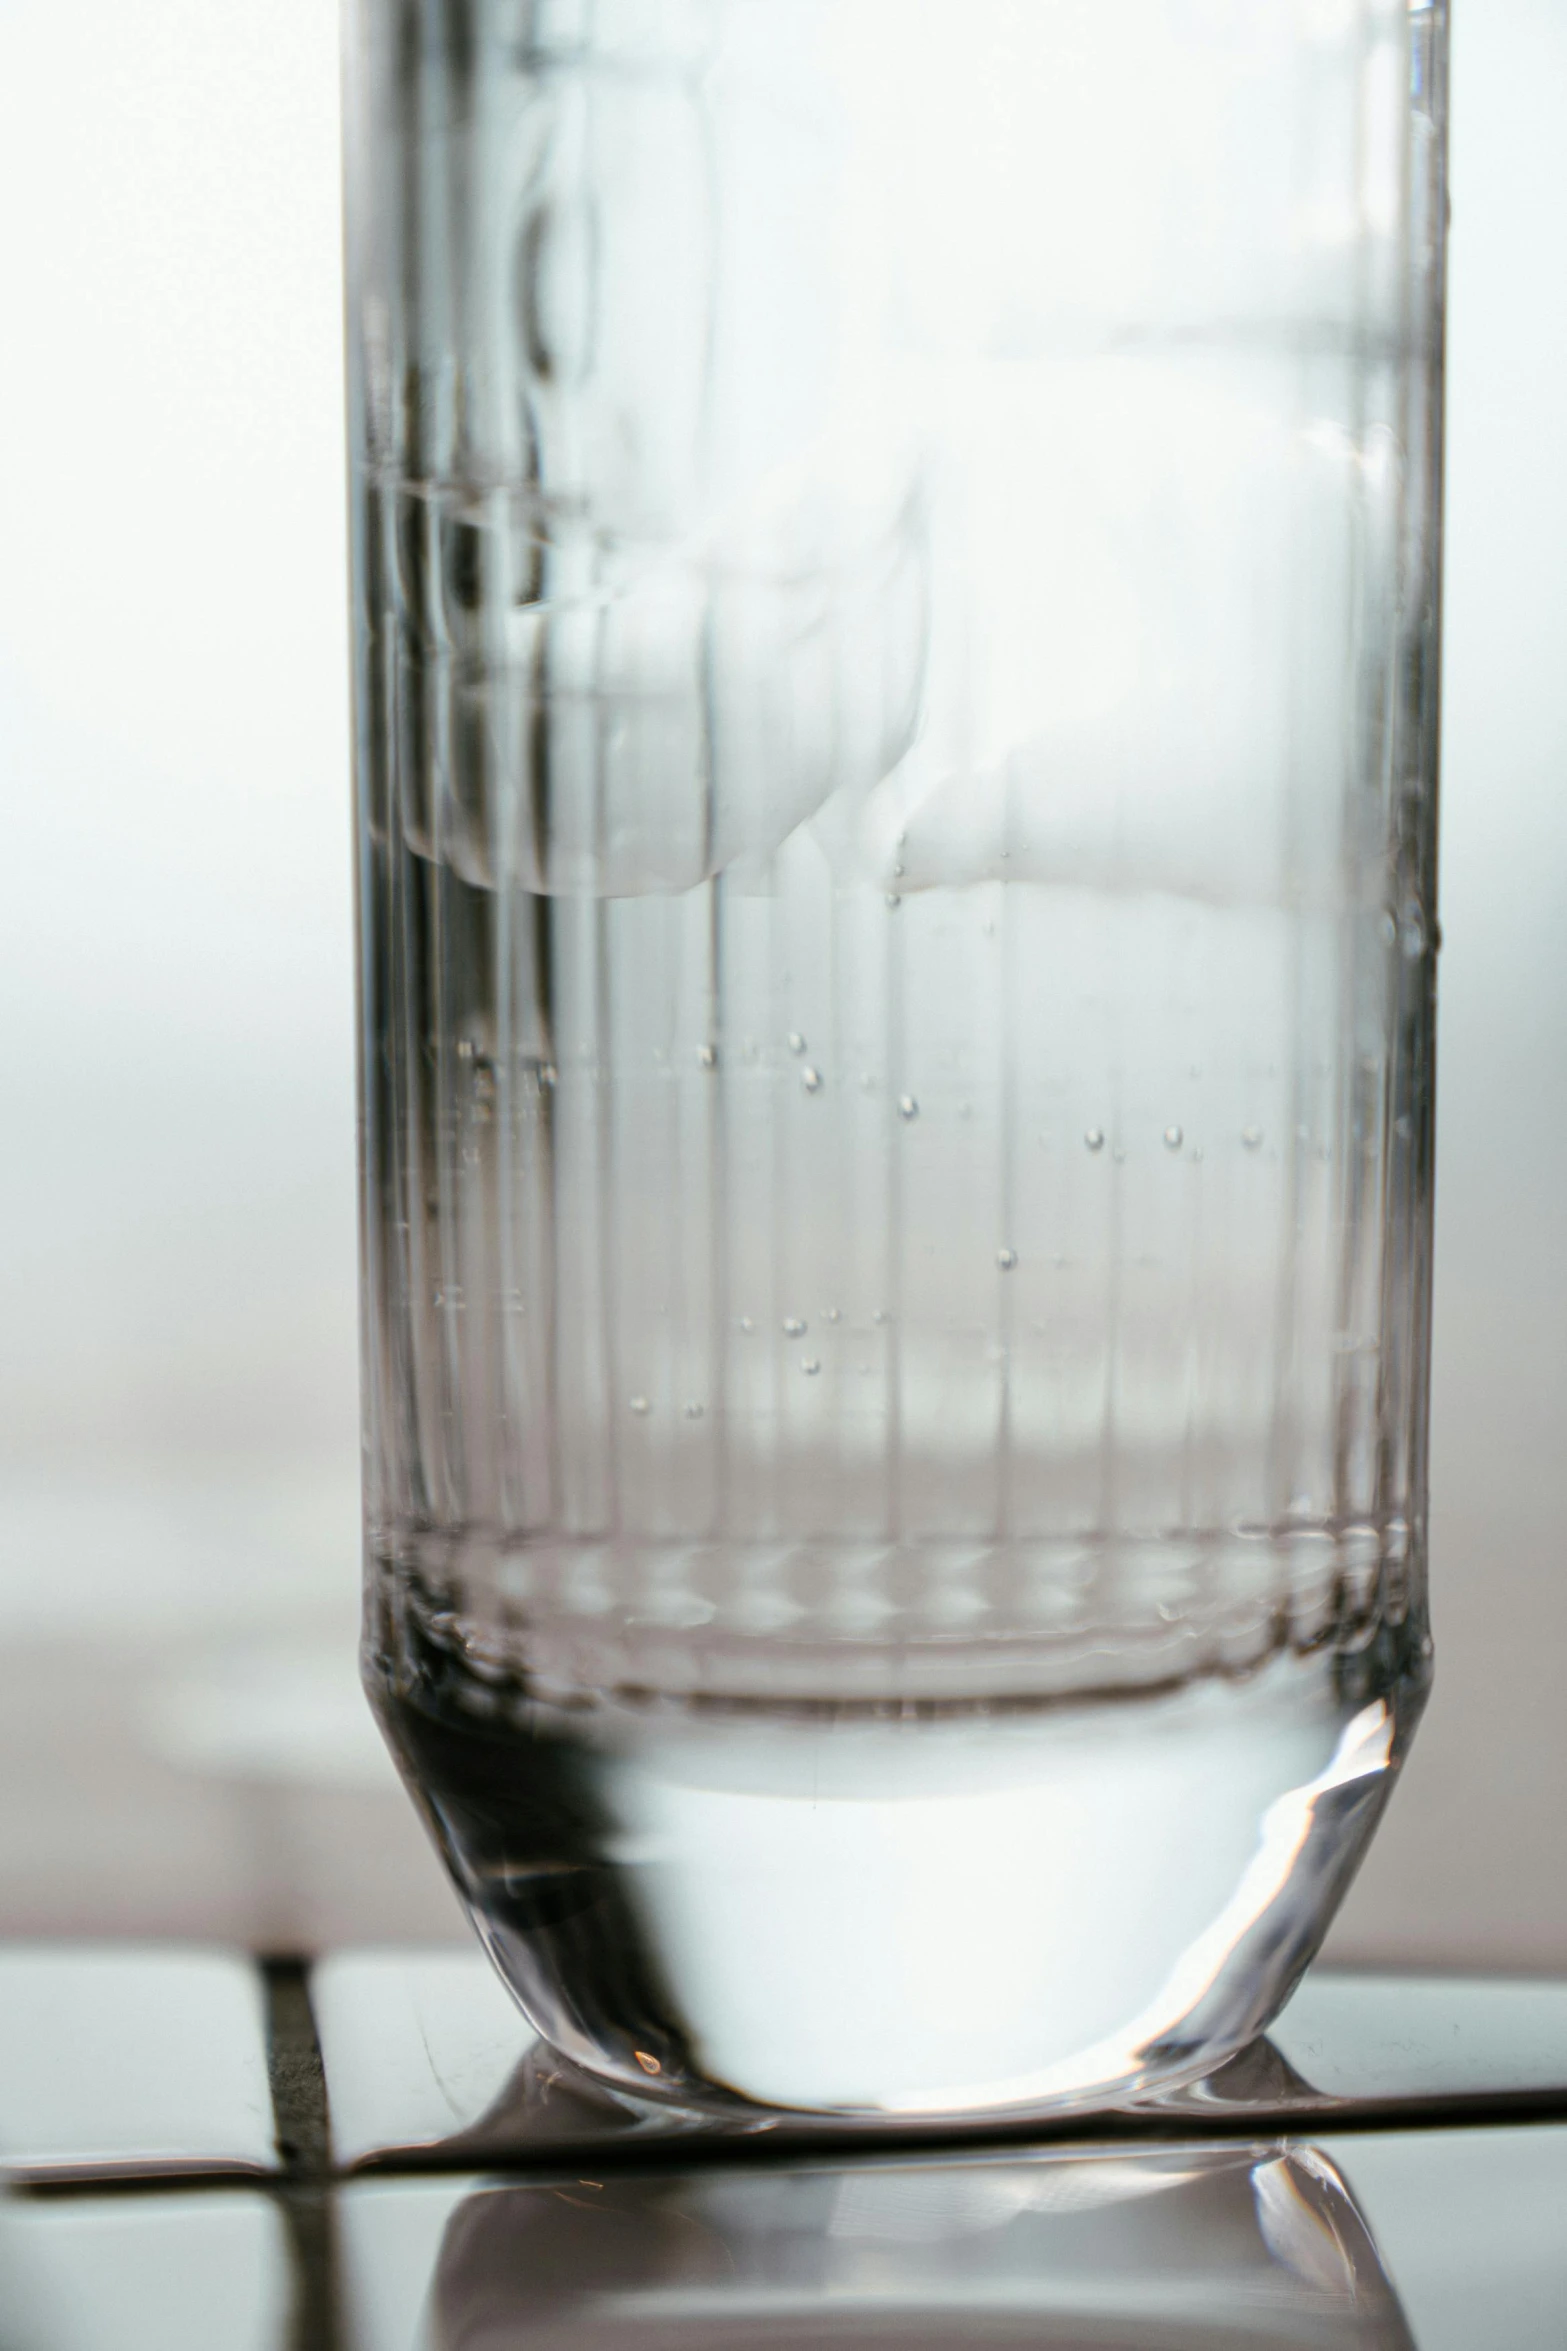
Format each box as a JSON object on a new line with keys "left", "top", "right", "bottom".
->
{"left": 344, "top": 0, "right": 1448, "bottom": 2122}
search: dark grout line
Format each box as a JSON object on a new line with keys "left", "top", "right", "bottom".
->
{"left": 261, "top": 1957, "right": 333, "bottom": 2181}
{"left": 335, "top": 2086, "right": 1567, "bottom": 2184}
{"left": 17, "top": 2077, "right": 1565, "bottom": 2209}
{"left": 260, "top": 1955, "right": 341, "bottom": 2351}
{"left": 12, "top": 2168, "right": 285, "bottom": 2201}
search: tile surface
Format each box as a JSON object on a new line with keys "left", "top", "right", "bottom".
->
{"left": 338, "top": 2179, "right": 474, "bottom": 2351}
{"left": 0, "top": 1942, "right": 1557, "bottom": 2348}
{"left": 314, "top": 1948, "right": 1567, "bottom": 2169}
{"left": 337, "top": 2126, "right": 1567, "bottom": 2351}
{"left": 0, "top": 1946, "right": 277, "bottom": 2182}
{"left": 0, "top": 2189, "right": 291, "bottom": 2351}
{"left": 1270, "top": 1975, "right": 1567, "bottom": 2106}
{"left": 312, "top": 1947, "right": 538, "bottom": 2170}
{"left": 1322, "top": 2126, "right": 1567, "bottom": 2351}
{"left": 338, "top": 2143, "right": 1414, "bottom": 2351}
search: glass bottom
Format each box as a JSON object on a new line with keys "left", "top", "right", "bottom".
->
{"left": 368, "top": 1569, "right": 1427, "bottom": 2123}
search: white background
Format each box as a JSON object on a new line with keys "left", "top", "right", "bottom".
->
{"left": 0, "top": 0, "right": 1561, "bottom": 1958}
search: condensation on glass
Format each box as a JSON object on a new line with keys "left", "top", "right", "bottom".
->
{"left": 344, "top": 1, "right": 1448, "bottom": 2122}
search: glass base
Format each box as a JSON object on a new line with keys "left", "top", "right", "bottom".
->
{"left": 370, "top": 1599, "right": 1427, "bottom": 2124}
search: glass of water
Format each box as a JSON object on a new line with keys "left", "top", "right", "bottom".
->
{"left": 344, "top": 0, "right": 1447, "bottom": 2121}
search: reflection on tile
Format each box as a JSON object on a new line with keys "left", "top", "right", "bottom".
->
{"left": 315, "top": 1948, "right": 1567, "bottom": 2168}
{"left": 0, "top": 1947, "right": 277, "bottom": 2182}
{"left": 338, "top": 2180, "right": 473, "bottom": 2351}
{"left": 0, "top": 2190, "right": 290, "bottom": 2351}
{"left": 1322, "top": 2126, "right": 1567, "bottom": 2351}
{"left": 339, "top": 2144, "right": 1413, "bottom": 2351}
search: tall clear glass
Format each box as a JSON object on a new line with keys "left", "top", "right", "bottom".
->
{"left": 344, "top": 0, "right": 1447, "bottom": 2122}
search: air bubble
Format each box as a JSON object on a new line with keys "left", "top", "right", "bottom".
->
{"left": 697, "top": 1043, "right": 717, "bottom": 1070}
{"left": 898, "top": 1094, "right": 920, "bottom": 1121}
{"left": 540, "top": 1063, "right": 558, "bottom": 1088}
{"left": 826, "top": 1307, "right": 843, "bottom": 1324}
{"left": 1242, "top": 1126, "right": 1263, "bottom": 1151}
{"left": 801, "top": 1067, "right": 823, "bottom": 1095}
{"left": 885, "top": 892, "right": 902, "bottom": 909}
{"left": 996, "top": 1247, "right": 1018, "bottom": 1271}
{"left": 801, "top": 1358, "right": 822, "bottom": 1377}
{"left": 629, "top": 1395, "right": 650, "bottom": 1416}
{"left": 783, "top": 1316, "right": 807, "bottom": 1338}
{"left": 1084, "top": 1128, "right": 1105, "bottom": 1153}
{"left": 738, "top": 1316, "right": 756, "bottom": 1335}
{"left": 1163, "top": 1125, "right": 1184, "bottom": 1151}
{"left": 684, "top": 1401, "right": 705, "bottom": 1419}
{"left": 788, "top": 1032, "right": 807, "bottom": 1055}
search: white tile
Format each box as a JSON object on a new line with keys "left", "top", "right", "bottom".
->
{"left": 0, "top": 2190, "right": 290, "bottom": 2351}
{"left": 312, "top": 1947, "right": 534, "bottom": 2167}
{"left": 1321, "top": 2126, "right": 1567, "bottom": 2351}
{"left": 1272, "top": 1973, "right": 1567, "bottom": 2104}
{"left": 339, "top": 2178, "right": 475, "bottom": 2351}
{"left": 0, "top": 1947, "right": 276, "bottom": 2180}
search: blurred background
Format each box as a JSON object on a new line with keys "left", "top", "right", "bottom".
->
{"left": 0, "top": 0, "right": 1561, "bottom": 1964}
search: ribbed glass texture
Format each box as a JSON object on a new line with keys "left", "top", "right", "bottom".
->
{"left": 345, "top": 0, "right": 1447, "bottom": 2122}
